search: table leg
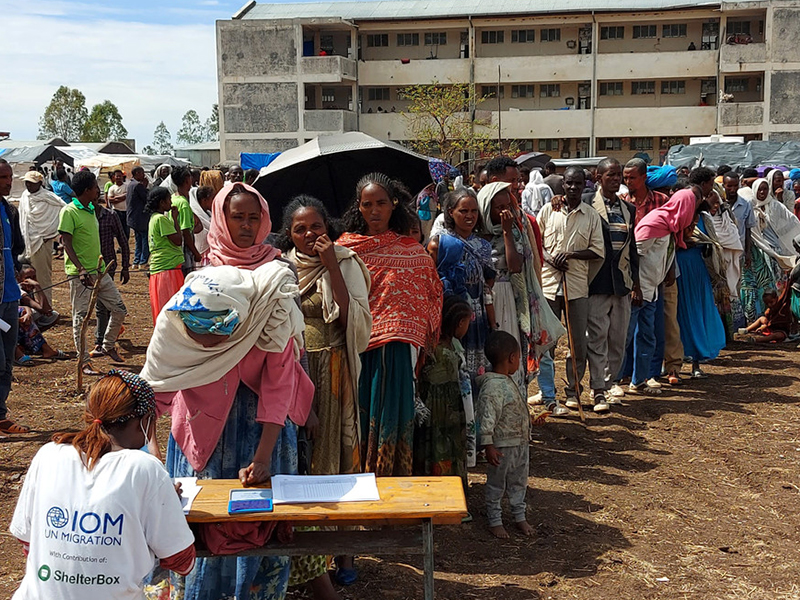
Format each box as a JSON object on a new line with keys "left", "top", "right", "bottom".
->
{"left": 422, "top": 518, "right": 434, "bottom": 600}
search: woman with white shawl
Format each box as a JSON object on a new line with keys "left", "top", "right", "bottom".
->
{"left": 18, "top": 171, "right": 64, "bottom": 304}
{"left": 740, "top": 178, "right": 800, "bottom": 322}
{"left": 276, "top": 194, "right": 372, "bottom": 593}
{"left": 707, "top": 190, "right": 744, "bottom": 299}
{"left": 521, "top": 170, "right": 553, "bottom": 218}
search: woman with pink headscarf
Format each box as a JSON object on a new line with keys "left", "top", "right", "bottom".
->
{"left": 142, "top": 182, "right": 314, "bottom": 600}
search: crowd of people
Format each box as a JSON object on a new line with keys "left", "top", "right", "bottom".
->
{"left": 2, "top": 150, "right": 800, "bottom": 600}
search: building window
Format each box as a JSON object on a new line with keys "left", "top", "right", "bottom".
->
{"left": 632, "top": 25, "right": 657, "bottom": 39}
{"left": 366, "top": 34, "right": 388, "bottom": 47}
{"left": 539, "top": 139, "right": 559, "bottom": 152}
{"left": 519, "top": 140, "right": 534, "bottom": 152}
{"left": 631, "top": 81, "right": 655, "bottom": 95}
{"left": 322, "top": 88, "right": 336, "bottom": 103}
{"left": 481, "top": 85, "right": 505, "bottom": 99}
{"left": 541, "top": 28, "right": 561, "bottom": 42}
{"left": 599, "top": 82, "right": 624, "bottom": 96}
{"left": 600, "top": 26, "right": 624, "bottom": 40}
{"left": 511, "top": 29, "right": 535, "bottom": 43}
{"left": 728, "top": 20, "right": 751, "bottom": 35}
{"left": 660, "top": 136, "right": 685, "bottom": 148}
{"left": 661, "top": 80, "right": 686, "bottom": 95}
{"left": 424, "top": 32, "right": 447, "bottom": 45}
{"left": 600, "top": 138, "right": 623, "bottom": 151}
{"left": 397, "top": 33, "right": 419, "bottom": 46}
{"left": 367, "top": 87, "right": 391, "bottom": 101}
{"left": 630, "top": 137, "right": 654, "bottom": 151}
{"left": 481, "top": 30, "right": 505, "bottom": 44}
{"left": 662, "top": 24, "right": 688, "bottom": 38}
{"left": 511, "top": 84, "right": 535, "bottom": 98}
{"left": 540, "top": 84, "right": 561, "bottom": 98}
{"left": 725, "top": 78, "right": 750, "bottom": 93}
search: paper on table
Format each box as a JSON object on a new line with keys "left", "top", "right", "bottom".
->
{"left": 271, "top": 473, "right": 380, "bottom": 504}
{"left": 174, "top": 477, "right": 202, "bottom": 514}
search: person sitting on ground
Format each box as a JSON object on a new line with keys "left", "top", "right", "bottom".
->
{"left": 477, "top": 330, "right": 534, "bottom": 539}
{"left": 742, "top": 288, "right": 794, "bottom": 343}
{"left": 15, "top": 303, "right": 68, "bottom": 365}
{"left": 10, "top": 370, "right": 196, "bottom": 600}
{"left": 16, "top": 266, "right": 59, "bottom": 330}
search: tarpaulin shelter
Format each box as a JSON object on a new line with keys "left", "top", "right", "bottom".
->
{"left": 241, "top": 152, "right": 281, "bottom": 170}
{"left": 667, "top": 141, "right": 800, "bottom": 171}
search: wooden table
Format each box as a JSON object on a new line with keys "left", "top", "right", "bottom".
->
{"left": 186, "top": 476, "right": 467, "bottom": 600}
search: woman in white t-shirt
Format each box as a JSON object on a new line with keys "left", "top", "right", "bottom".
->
{"left": 10, "top": 370, "right": 196, "bottom": 600}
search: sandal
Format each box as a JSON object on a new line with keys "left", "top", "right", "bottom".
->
{"left": 0, "top": 419, "right": 30, "bottom": 434}
{"left": 667, "top": 372, "right": 681, "bottom": 386}
{"left": 82, "top": 363, "right": 101, "bottom": 376}
{"left": 531, "top": 410, "right": 551, "bottom": 426}
{"left": 691, "top": 369, "right": 709, "bottom": 379}
{"left": 51, "top": 350, "right": 70, "bottom": 361}
{"left": 15, "top": 355, "right": 33, "bottom": 367}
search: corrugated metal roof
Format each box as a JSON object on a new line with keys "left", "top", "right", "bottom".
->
{"left": 239, "top": 0, "right": 742, "bottom": 21}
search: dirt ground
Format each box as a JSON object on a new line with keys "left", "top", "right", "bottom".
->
{"left": 1, "top": 258, "right": 799, "bottom": 600}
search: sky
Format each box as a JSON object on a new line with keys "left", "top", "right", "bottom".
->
{"left": 0, "top": 0, "right": 328, "bottom": 150}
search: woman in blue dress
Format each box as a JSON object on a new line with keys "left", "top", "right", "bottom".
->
{"left": 427, "top": 189, "right": 495, "bottom": 468}
{"left": 676, "top": 213, "right": 726, "bottom": 378}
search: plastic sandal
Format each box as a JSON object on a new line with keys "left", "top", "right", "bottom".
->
{"left": 15, "top": 355, "right": 33, "bottom": 367}
{"left": 52, "top": 350, "right": 70, "bottom": 361}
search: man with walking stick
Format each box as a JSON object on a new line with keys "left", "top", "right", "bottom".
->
{"left": 537, "top": 167, "right": 604, "bottom": 415}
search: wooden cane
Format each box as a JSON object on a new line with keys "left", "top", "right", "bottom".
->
{"left": 561, "top": 274, "right": 586, "bottom": 422}
{"left": 76, "top": 258, "right": 114, "bottom": 393}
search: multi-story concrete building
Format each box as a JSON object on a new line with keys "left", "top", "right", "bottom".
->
{"left": 216, "top": 0, "right": 800, "bottom": 164}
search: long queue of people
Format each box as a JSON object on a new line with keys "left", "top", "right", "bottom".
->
{"left": 2, "top": 152, "right": 800, "bottom": 600}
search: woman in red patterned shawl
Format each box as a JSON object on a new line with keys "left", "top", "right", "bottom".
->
{"left": 338, "top": 173, "right": 443, "bottom": 476}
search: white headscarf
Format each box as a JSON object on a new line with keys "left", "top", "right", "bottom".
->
{"left": 141, "top": 261, "right": 305, "bottom": 392}
{"left": 521, "top": 170, "right": 552, "bottom": 217}
{"left": 189, "top": 188, "right": 212, "bottom": 256}
{"left": 18, "top": 186, "right": 64, "bottom": 259}
{"left": 751, "top": 177, "right": 800, "bottom": 269}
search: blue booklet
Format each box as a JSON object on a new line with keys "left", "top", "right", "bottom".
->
{"left": 228, "top": 488, "right": 274, "bottom": 514}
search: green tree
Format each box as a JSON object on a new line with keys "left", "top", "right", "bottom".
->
{"left": 151, "top": 121, "right": 174, "bottom": 155}
{"left": 38, "top": 86, "right": 89, "bottom": 141}
{"left": 204, "top": 104, "right": 219, "bottom": 142}
{"left": 399, "top": 81, "right": 506, "bottom": 164}
{"left": 81, "top": 100, "right": 128, "bottom": 142}
{"left": 176, "top": 110, "right": 204, "bottom": 146}
{"left": 141, "top": 145, "right": 156, "bottom": 155}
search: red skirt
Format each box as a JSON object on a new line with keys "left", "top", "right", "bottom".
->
{"left": 149, "top": 268, "right": 185, "bottom": 324}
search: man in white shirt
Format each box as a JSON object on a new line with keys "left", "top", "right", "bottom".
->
{"left": 537, "top": 166, "right": 604, "bottom": 413}
{"left": 106, "top": 170, "right": 129, "bottom": 242}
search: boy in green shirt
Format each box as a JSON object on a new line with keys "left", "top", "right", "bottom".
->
{"left": 169, "top": 166, "right": 202, "bottom": 272}
{"left": 58, "top": 171, "right": 128, "bottom": 373}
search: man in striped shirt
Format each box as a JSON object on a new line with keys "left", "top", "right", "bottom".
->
{"left": 583, "top": 158, "right": 640, "bottom": 412}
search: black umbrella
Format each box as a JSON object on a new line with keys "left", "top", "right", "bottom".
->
{"left": 252, "top": 132, "right": 434, "bottom": 230}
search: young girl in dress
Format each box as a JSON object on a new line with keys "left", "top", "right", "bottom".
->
{"left": 146, "top": 187, "right": 184, "bottom": 324}
{"left": 414, "top": 296, "right": 473, "bottom": 487}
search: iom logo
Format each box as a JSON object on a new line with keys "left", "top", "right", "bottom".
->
{"left": 46, "top": 507, "right": 69, "bottom": 529}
